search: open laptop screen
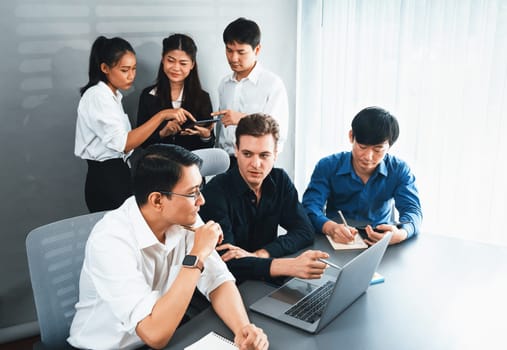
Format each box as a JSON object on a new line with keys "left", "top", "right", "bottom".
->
{"left": 269, "top": 279, "right": 320, "bottom": 305}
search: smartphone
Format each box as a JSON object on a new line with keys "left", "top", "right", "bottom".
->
{"left": 356, "top": 226, "right": 385, "bottom": 240}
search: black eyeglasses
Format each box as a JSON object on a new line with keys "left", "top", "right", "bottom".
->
{"left": 159, "top": 184, "right": 203, "bottom": 201}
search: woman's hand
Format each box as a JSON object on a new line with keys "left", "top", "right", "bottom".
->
{"left": 159, "top": 121, "right": 181, "bottom": 137}
{"left": 160, "top": 108, "right": 196, "bottom": 124}
{"left": 180, "top": 124, "right": 213, "bottom": 138}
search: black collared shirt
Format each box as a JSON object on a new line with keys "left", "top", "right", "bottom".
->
{"left": 200, "top": 166, "right": 314, "bottom": 283}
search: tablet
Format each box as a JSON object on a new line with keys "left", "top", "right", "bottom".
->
{"left": 182, "top": 115, "right": 222, "bottom": 129}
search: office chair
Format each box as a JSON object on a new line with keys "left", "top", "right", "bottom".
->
{"left": 24, "top": 150, "right": 227, "bottom": 349}
{"left": 192, "top": 148, "right": 230, "bottom": 177}
{"left": 26, "top": 211, "right": 106, "bottom": 349}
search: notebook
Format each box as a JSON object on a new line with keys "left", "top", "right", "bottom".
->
{"left": 326, "top": 215, "right": 369, "bottom": 250}
{"left": 250, "top": 232, "right": 391, "bottom": 333}
{"left": 184, "top": 331, "right": 237, "bottom": 349}
{"left": 326, "top": 233, "right": 368, "bottom": 250}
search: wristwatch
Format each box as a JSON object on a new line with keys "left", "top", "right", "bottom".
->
{"left": 182, "top": 255, "right": 204, "bottom": 272}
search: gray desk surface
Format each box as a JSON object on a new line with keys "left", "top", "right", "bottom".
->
{"left": 165, "top": 234, "right": 507, "bottom": 349}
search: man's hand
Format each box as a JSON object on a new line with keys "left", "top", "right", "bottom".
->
{"left": 322, "top": 220, "right": 358, "bottom": 243}
{"left": 190, "top": 221, "right": 224, "bottom": 261}
{"left": 234, "top": 323, "right": 269, "bottom": 350}
{"left": 216, "top": 243, "right": 257, "bottom": 262}
{"left": 211, "top": 109, "right": 245, "bottom": 127}
{"left": 363, "top": 224, "right": 407, "bottom": 246}
{"left": 270, "top": 250, "right": 329, "bottom": 279}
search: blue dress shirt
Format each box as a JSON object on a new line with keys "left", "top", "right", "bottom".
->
{"left": 302, "top": 152, "right": 422, "bottom": 238}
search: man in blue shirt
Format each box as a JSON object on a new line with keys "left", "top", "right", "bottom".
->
{"left": 302, "top": 107, "right": 422, "bottom": 245}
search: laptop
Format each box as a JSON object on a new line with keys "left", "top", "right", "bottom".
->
{"left": 249, "top": 231, "right": 392, "bottom": 333}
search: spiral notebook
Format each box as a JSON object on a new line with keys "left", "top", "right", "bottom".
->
{"left": 184, "top": 331, "right": 237, "bottom": 349}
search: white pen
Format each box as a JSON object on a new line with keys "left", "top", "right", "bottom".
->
{"left": 318, "top": 258, "right": 341, "bottom": 270}
{"left": 337, "top": 210, "right": 349, "bottom": 227}
{"left": 337, "top": 210, "right": 355, "bottom": 244}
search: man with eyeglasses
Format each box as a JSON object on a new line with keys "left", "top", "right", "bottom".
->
{"left": 68, "top": 144, "right": 268, "bottom": 350}
{"left": 200, "top": 114, "right": 329, "bottom": 284}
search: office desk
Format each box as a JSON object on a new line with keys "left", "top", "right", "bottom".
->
{"left": 165, "top": 234, "right": 507, "bottom": 349}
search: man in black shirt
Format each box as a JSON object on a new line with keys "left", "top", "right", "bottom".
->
{"left": 200, "top": 114, "right": 329, "bottom": 284}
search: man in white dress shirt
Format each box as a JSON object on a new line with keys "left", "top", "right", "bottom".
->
{"left": 68, "top": 144, "right": 268, "bottom": 350}
{"left": 212, "top": 17, "right": 289, "bottom": 167}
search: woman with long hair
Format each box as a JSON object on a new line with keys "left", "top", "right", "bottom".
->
{"left": 137, "top": 33, "right": 215, "bottom": 150}
{"left": 75, "top": 36, "right": 193, "bottom": 212}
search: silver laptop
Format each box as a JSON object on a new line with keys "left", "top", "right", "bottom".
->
{"left": 249, "top": 232, "right": 392, "bottom": 333}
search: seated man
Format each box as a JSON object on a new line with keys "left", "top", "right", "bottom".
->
{"left": 67, "top": 144, "right": 268, "bottom": 350}
{"left": 200, "top": 114, "right": 328, "bottom": 284}
{"left": 303, "top": 106, "right": 422, "bottom": 246}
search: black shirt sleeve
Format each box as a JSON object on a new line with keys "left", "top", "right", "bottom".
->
{"left": 200, "top": 169, "right": 314, "bottom": 284}
{"left": 262, "top": 170, "right": 315, "bottom": 257}
{"left": 136, "top": 87, "right": 167, "bottom": 148}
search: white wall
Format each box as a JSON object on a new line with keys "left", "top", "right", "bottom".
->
{"left": 0, "top": 0, "right": 297, "bottom": 342}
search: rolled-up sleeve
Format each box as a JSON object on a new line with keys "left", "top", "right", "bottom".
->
{"left": 197, "top": 250, "right": 235, "bottom": 299}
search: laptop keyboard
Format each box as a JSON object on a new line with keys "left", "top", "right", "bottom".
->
{"left": 284, "top": 280, "right": 335, "bottom": 323}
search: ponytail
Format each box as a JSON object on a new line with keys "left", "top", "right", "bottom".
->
{"left": 80, "top": 36, "right": 135, "bottom": 95}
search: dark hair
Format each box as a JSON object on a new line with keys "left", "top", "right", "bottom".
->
{"left": 223, "top": 17, "right": 261, "bottom": 49}
{"left": 154, "top": 33, "right": 203, "bottom": 109}
{"left": 351, "top": 107, "right": 400, "bottom": 146}
{"left": 132, "top": 144, "right": 202, "bottom": 206}
{"left": 80, "top": 36, "right": 135, "bottom": 95}
{"left": 235, "top": 113, "right": 280, "bottom": 148}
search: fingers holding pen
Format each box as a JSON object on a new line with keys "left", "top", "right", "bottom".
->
{"left": 323, "top": 220, "right": 357, "bottom": 244}
{"left": 190, "top": 221, "right": 224, "bottom": 259}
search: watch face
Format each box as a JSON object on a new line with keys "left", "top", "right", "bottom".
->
{"left": 182, "top": 255, "right": 198, "bottom": 267}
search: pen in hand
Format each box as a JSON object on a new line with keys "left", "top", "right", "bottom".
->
{"left": 337, "top": 210, "right": 349, "bottom": 227}
{"left": 181, "top": 225, "right": 195, "bottom": 232}
{"left": 337, "top": 210, "right": 355, "bottom": 243}
{"left": 318, "top": 258, "right": 341, "bottom": 270}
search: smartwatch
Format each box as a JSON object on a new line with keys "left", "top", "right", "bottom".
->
{"left": 182, "top": 255, "right": 204, "bottom": 272}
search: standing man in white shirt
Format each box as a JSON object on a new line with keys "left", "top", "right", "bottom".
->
{"left": 212, "top": 17, "right": 289, "bottom": 167}
{"left": 68, "top": 144, "right": 268, "bottom": 350}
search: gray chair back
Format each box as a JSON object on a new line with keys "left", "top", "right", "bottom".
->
{"left": 26, "top": 211, "right": 106, "bottom": 349}
{"left": 192, "top": 148, "right": 230, "bottom": 176}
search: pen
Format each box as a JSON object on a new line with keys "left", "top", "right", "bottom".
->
{"left": 337, "top": 210, "right": 349, "bottom": 227}
{"left": 318, "top": 258, "right": 341, "bottom": 270}
{"left": 181, "top": 225, "right": 196, "bottom": 232}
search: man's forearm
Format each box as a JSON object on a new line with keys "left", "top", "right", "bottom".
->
{"left": 136, "top": 268, "right": 201, "bottom": 349}
{"left": 210, "top": 281, "right": 250, "bottom": 336}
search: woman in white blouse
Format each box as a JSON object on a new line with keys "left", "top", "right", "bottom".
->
{"left": 75, "top": 36, "right": 195, "bottom": 212}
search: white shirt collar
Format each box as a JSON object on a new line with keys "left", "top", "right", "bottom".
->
{"left": 148, "top": 86, "right": 184, "bottom": 106}
{"left": 126, "top": 196, "right": 190, "bottom": 251}
{"left": 97, "top": 80, "right": 123, "bottom": 102}
{"left": 228, "top": 61, "right": 262, "bottom": 84}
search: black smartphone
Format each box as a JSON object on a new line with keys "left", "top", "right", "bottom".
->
{"left": 356, "top": 226, "right": 385, "bottom": 240}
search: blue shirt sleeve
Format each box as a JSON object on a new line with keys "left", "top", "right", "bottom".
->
{"left": 302, "top": 157, "right": 335, "bottom": 233}
{"left": 392, "top": 162, "right": 423, "bottom": 238}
